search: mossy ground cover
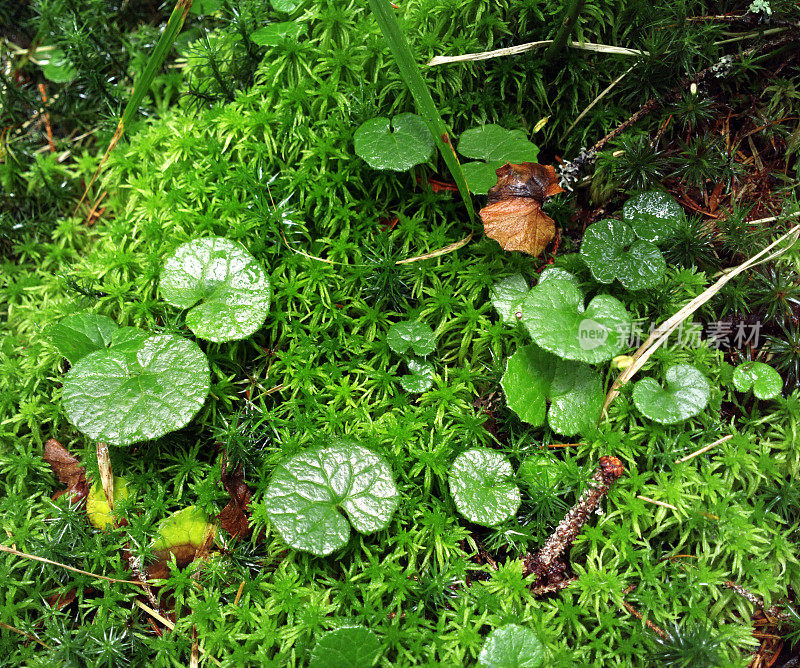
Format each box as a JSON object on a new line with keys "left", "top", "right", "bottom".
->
{"left": 2, "top": 0, "right": 800, "bottom": 665}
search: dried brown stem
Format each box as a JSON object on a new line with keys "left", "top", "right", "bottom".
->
{"left": 620, "top": 599, "right": 670, "bottom": 639}
{"left": 724, "top": 581, "right": 791, "bottom": 622}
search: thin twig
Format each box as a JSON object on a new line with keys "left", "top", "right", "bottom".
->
{"left": 427, "top": 40, "right": 645, "bottom": 66}
{"left": 0, "top": 544, "right": 146, "bottom": 585}
{"left": 0, "top": 621, "right": 52, "bottom": 649}
{"left": 637, "top": 495, "right": 679, "bottom": 511}
{"left": 620, "top": 598, "right": 670, "bottom": 639}
{"left": 561, "top": 65, "right": 635, "bottom": 143}
{"left": 675, "top": 435, "right": 735, "bottom": 463}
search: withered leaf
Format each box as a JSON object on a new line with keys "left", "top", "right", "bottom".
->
{"left": 479, "top": 163, "right": 564, "bottom": 257}
{"left": 217, "top": 456, "right": 252, "bottom": 540}
{"left": 43, "top": 439, "right": 89, "bottom": 502}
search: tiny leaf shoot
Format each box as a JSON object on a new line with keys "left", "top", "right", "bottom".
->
{"left": 159, "top": 237, "right": 271, "bottom": 343}
{"left": 265, "top": 441, "right": 399, "bottom": 556}
{"left": 633, "top": 364, "right": 711, "bottom": 424}
{"left": 387, "top": 320, "right": 435, "bottom": 356}
{"left": 732, "top": 361, "right": 782, "bottom": 400}
{"left": 62, "top": 334, "right": 211, "bottom": 446}
{"left": 449, "top": 449, "right": 520, "bottom": 526}
{"left": 400, "top": 357, "right": 434, "bottom": 393}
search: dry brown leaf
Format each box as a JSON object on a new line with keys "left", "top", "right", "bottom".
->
{"left": 43, "top": 439, "right": 89, "bottom": 502}
{"left": 479, "top": 163, "right": 564, "bottom": 256}
{"left": 217, "top": 454, "right": 252, "bottom": 540}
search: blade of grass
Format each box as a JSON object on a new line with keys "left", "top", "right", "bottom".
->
{"left": 74, "top": 0, "right": 194, "bottom": 216}
{"left": 366, "top": 0, "right": 475, "bottom": 224}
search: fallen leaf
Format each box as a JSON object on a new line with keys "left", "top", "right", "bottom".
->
{"left": 43, "top": 439, "right": 89, "bottom": 502}
{"left": 217, "top": 454, "right": 252, "bottom": 540}
{"left": 479, "top": 163, "right": 564, "bottom": 256}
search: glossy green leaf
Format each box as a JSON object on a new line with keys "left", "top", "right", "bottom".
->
{"left": 491, "top": 274, "right": 528, "bottom": 323}
{"left": 47, "top": 313, "right": 119, "bottom": 364}
{"left": 271, "top": 0, "right": 301, "bottom": 12}
{"left": 538, "top": 266, "right": 580, "bottom": 288}
{"left": 353, "top": 114, "right": 434, "bottom": 171}
{"left": 456, "top": 125, "right": 539, "bottom": 195}
{"left": 42, "top": 48, "right": 77, "bottom": 83}
{"left": 265, "top": 441, "right": 399, "bottom": 556}
{"left": 400, "top": 358, "right": 434, "bottom": 393}
{"left": 309, "top": 626, "right": 381, "bottom": 668}
{"left": 521, "top": 280, "right": 632, "bottom": 363}
{"left": 449, "top": 449, "right": 520, "bottom": 526}
{"left": 251, "top": 22, "right": 304, "bottom": 45}
{"left": 478, "top": 624, "right": 545, "bottom": 668}
{"left": 580, "top": 218, "right": 666, "bottom": 290}
{"left": 501, "top": 344, "right": 602, "bottom": 436}
{"left": 109, "top": 327, "right": 152, "bottom": 352}
{"left": 62, "top": 334, "right": 210, "bottom": 446}
{"left": 387, "top": 320, "right": 435, "bottom": 356}
{"left": 622, "top": 190, "right": 683, "bottom": 243}
{"left": 189, "top": 0, "right": 223, "bottom": 14}
{"left": 160, "top": 237, "right": 271, "bottom": 342}
{"left": 517, "top": 456, "right": 561, "bottom": 492}
{"left": 633, "top": 364, "right": 711, "bottom": 424}
{"left": 733, "top": 361, "right": 782, "bottom": 400}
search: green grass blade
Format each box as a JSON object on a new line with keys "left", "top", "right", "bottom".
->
{"left": 75, "top": 0, "right": 194, "bottom": 214}
{"left": 367, "top": 0, "right": 475, "bottom": 224}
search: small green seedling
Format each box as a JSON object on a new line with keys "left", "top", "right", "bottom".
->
{"left": 353, "top": 113, "right": 434, "bottom": 171}
{"left": 62, "top": 334, "right": 210, "bottom": 446}
{"left": 580, "top": 218, "right": 666, "bottom": 290}
{"left": 501, "top": 344, "right": 603, "bottom": 436}
{"left": 41, "top": 48, "right": 77, "bottom": 83}
{"left": 732, "top": 361, "right": 782, "bottom": 400}
{"left": 520, "top": 279, "right": 632, "bottom": 363}
{"left": 478, "top": 624, "right": 544, "bottom": 668}
{"left": 160, "top": 236, "right": 271, "bottom": 343}
{"left": 86, "top": 476, "right": 132, "bottom": 529}
{"left": 400, "top": 358, "right": 434, "bottom": 393}
{"left": 47, "top": 313, "right": 119, "bottom": 364}
{"left": 387, "top": 320, "right": 435, "bottom": 356}
{"left": 309, "top": 625, "right": 381, "bottom": 668}
{"left": 265, "top": 441, "right": 399, "bottom": 556}
{"left": 251, "top": 22, "right": 304, "bottom": 45}
{"left": 633, "top": 364, "right": 710, "bottom": 424}
{"left": 448, "top": 448, "right": 520, "bottom": 526}
{"left": 622, "top": 190, "right": 683, "bottom": 243}
{"left": 456, "top": 124, "right": 540, "bottom": 195}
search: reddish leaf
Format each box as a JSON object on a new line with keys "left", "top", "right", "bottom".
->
{"left": 217, "top": 455, "right": 252, "bottom": 540}
{"left": 43, "top": 439, "right": 89, "bottom": 502}
{"left": 479, "top": 163, "right": 564, "bottom": 257}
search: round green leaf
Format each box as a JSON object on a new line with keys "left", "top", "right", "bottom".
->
{"left": 580, "top": 218, "right": 666, "bottom": 290}
{"left": 265, "top": 441, "right": 399, "bottom": 556}
{"left": 353, "top": 113, "right": 434, "bottom": 171}
{"left": 633, "top": 364, "right": 711, "bottom": 424}
{"left": 521, "top": 280, "right": 632, "bottom": 363}
{"left": 62, "top": 334, "right": 211, "bottom": 446}
{"left": 457, "top": 125, "right": 540, "bottom": 164}
{"left": 42, "top": 48, "right": 77, "bottom": 83}
{"left": 47, "top": 313, "right": 119, "bottom": 364}
{"left": 271, "top": 0, "right": 300, "bottom": 11}
{"left": 159, "top": 237, "right": 271, "bottom": 342}
{"left": 491, "top": 274, "right": 529, "bottom": 323}
{"left": 309, "top": 626, "right": 381, "bottom": 668}
{"left": 461, "top": 160, "right": 506, "bottom": 195}
{"left": 501, "top": 344, "right": 603, "bottom": 436}
{"left": 538, "top": 266, "right": 580, "bottom": 288}
{"left": 449, "top": 449, "right": 520, "bottom": 526}
{"left": 400, "top": 357, "right": 434, "bottom": 393}
{"left": 387, "top": 320, "right": 435, "bottom": 356}
{"left": 251, "top": 22, "right": 303, "bottom": 45}
{"left": 622, "top": 190, "right": 683, "bottom": 243}
{"left": 478, "top": 624, "right": 545, "bottom": 668}
{"left": 733, "top": 361, "right": 782, "bottom": 400}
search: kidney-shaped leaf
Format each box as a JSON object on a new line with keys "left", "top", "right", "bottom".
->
{"left": 309, "top": 625, "right": 381, "bottom": 668}
{"left": 622, "top": 190, "right": 683, "bottom": 243}
{"left": 521, "top": 279, "right": 632, "bottom": 363}
{"left": 457, "top": 125, "right": 540, "bottom": 195}
{"left": 265, "top": 441, "right": 399, "bottom": 556}
{"left": 47, "top": 313, "right": 119, "bottom": 364}
{"left": 354, "top": 113, "right": 434, "bottom": 171}
{"left": 733, "top": 361, "right": 782, "bottom": 400}
{"left": 478, "top": 624, "right": 544, "bottom": 668}
{"left": 400, "top": 357, "right": 434, "bottom": 393}
{"left": 160, "top": 237, "right": 271, "bottom": 342}
{"left": 538, "top": 266, "right": 580, "bottom": 288}
{"left": 387, "top": 320, "right": 435, "bottom": 356}
{"left": 580, "top": 218, "right": 666, "bottom": 290}
{"left": 62, "top": 334, "right": 210, "bottom": 446}
{"left": 491, "top": 274, "right": 528, "bottom": 323}
{"left": 633, "top": 364, "right": 710, "bottom": 424}
{"left": 449, "top": 448, "right": 520, "bottom": 526}
{"left": 501, "top": 344, "right": 602, "bottom": 436}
